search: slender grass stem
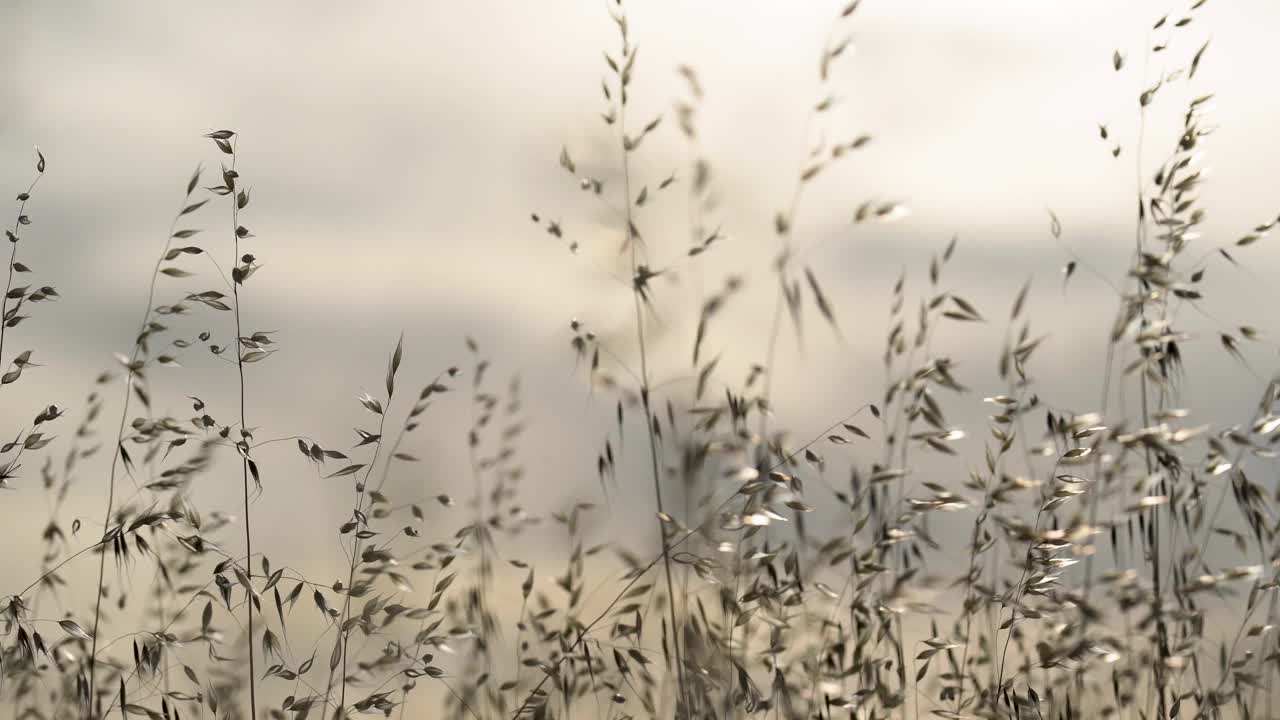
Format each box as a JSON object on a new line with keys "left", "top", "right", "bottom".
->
{"left": 86, "top": 165, "right": 199, "bottom": 719}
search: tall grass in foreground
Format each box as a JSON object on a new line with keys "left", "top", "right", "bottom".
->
{"left": 3, "top": 1, "right": 1280, "bottom": 719}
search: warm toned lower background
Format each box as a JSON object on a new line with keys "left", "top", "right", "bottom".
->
{"left": 1, "top": 0, "right": 1278, "bottom": 716}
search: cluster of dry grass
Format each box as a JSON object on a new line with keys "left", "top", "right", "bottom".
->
{"left": 2, "top": 1, "right": 1278, "bottom": 719}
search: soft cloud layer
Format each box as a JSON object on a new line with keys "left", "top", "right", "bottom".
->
{"left": 0, "top": 1, "right": 1277, "bottom": 713}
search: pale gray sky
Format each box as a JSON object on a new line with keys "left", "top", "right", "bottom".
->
{"left": 1, "top": 0, "right": 1277, "bottom": 712}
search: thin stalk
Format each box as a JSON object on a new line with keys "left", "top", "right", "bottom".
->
{"left": 755, "top": 12, "right": 842, "bottom": 453}
{"left": 334, "top": 394, "right": 392, "bottom": 715}
{"left": 615, "top": 60, "right": 689, "bottom": 712}
{"left": 465, "top": 388, "right": 495, "bottom": 706}
{"left": 0, "top": 165, "right": 44, "bottom": 366}
{"left": 225, "top": 138, "right": 259, "bottom": 720}
{"left": 510, "top": 406, "right": 869, "bottom": 719}
{"left": 86, "top": 165, "right": 199, "bottom": 719}
{"left": 734, "top": 22, "right": 842, "bottom": 707}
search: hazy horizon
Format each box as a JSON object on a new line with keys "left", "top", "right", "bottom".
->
{"left": 2, "top": 1, "right": 1278, "bottom": 718}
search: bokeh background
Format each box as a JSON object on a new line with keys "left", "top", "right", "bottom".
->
{"left": 2, "top": 0, "right": 1278, "bottom": 713}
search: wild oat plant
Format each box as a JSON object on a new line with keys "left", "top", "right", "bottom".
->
{"left": 2, "top": 1, "right": 1278, "bottom": 719}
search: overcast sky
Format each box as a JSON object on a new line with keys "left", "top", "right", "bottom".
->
{"left": 2, "top": 1, "right": 1279, "bottom": 693}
